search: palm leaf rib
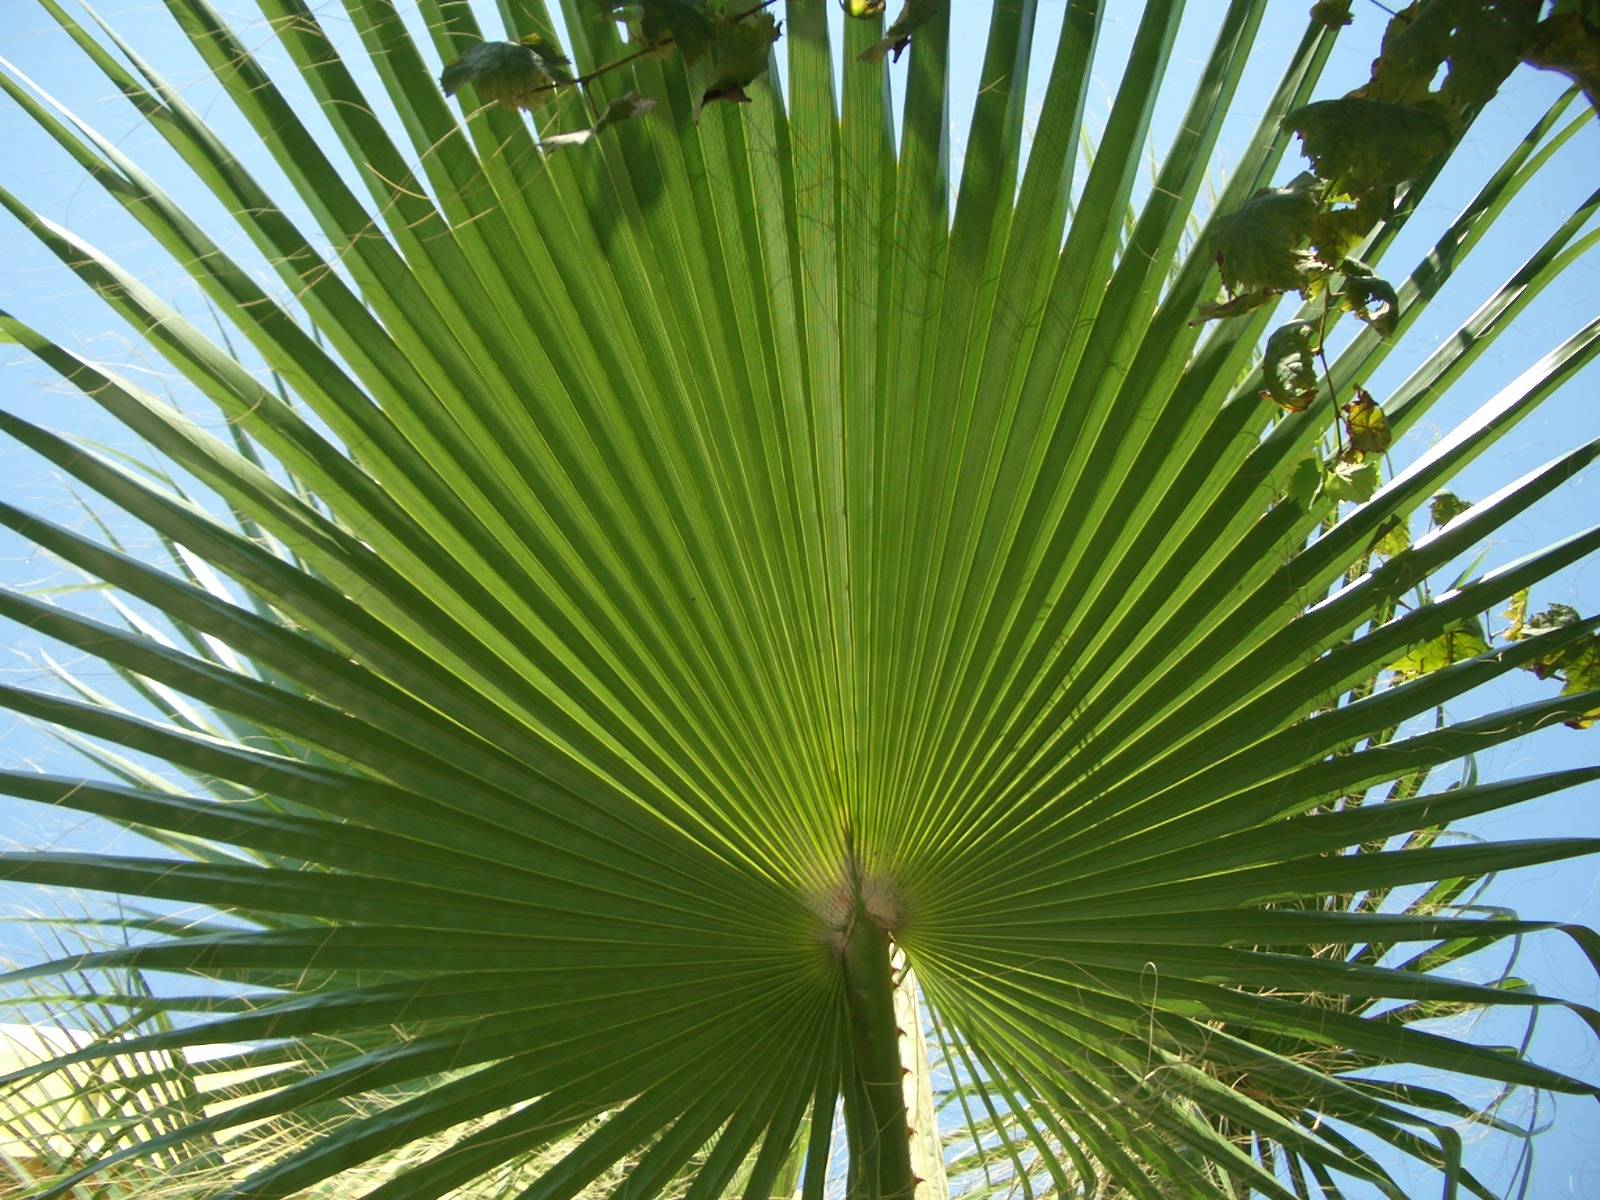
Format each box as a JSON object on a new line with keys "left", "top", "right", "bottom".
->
{"left": 1, "top": 1, "right": 1597, "bottom": 1197}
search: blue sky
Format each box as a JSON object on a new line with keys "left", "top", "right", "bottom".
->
{"left": 0, "top": 0, "right": 1597, "bottom": 1195}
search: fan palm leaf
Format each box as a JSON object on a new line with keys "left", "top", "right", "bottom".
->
{"left": 1, "top": 0, "right": 1598, "bottom": 1197}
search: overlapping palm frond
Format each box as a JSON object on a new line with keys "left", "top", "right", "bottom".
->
{"left": 1, "top": 1, "right": 1598, "bottom": 1197}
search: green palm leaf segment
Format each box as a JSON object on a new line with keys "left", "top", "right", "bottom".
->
{"left": 1, "top": 0, "right": 1598, "bottom": 1196}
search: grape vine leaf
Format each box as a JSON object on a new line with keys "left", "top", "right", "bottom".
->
{"left": 609, "top": 0, "right": 719, "bottom": 64}
{"left": 1388, "top": 617, "right": 1491, "bottom": 680}
{"left": 1312, "top": 202, "right": 1375, "bottom": 264}
{"left": 1556, "top": 648, "right": 1600, "bottom": 728}
{"left": 1209, "top": 177, "right": 1322, "bottom": 295}
{"left": 1369, "top": 514, "right": 1411, "bottom": 559}
{"left": 1261, "top": 321, "right": 1320, "bottom": 412}
{"left": 1513, "top": 603, "right": 1600, "bottom": 729}
{"left": 1429, "top": 491, "right": 1471, "bottom": 527}
{"left": 1324, "top": 458, "right": 1380, "bottom": 504}
{"left": 1526, "top": 3, "right": 1600, "bottom": 114}
{"left": 1342, "top": 389, "right": 1391, "bottom": 458}
{"left": 1338, "top": 271, "right": 1400, "bottom": 337}
{"left": 440, "top": 40, "right": 572, "bottom": 112}
{"left": 1504, "top": 588, "right": 1530, "bottom": 641}
{"left": 1311, "top": 0, "right": 1353, "bottom": 28}
{"left": 1364, "top": 0, "right": 1537, "bottom": 120}
{"left": 1286, "top": 457, "right": 1323, "bottom": 509}
{"left": 1288, "top": 98, "right": 1455, "bottom": 193}
{"left": 1526, "top": 602, "right": 1583, "bottom": 636}
{"left": 861, "top": 0, "right": 944, "bottom": 65}
{"left": 699, "top": 10, "right": 781, "bottom": 109}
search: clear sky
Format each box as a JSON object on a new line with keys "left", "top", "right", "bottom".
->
{"left": 0, "top": 1, "right": 1596, "bottom": 1195}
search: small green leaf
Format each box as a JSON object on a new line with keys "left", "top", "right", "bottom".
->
{"left": 1310, "top": 0, "right": 1353, "bottom": 28}
{"left": 1342, "top": 389, "right": 1391, "bottom": 458}
{"left": 1369, "top": 515, "right": 1411, "bottom": 560}
{"left": 1286, "top": 457, "right": 1323, "bottom": 508}
{"left": 1311, "top": 203, "right": 1376, "bottom": 264}
{"left": 1388, "top": 618, "right": 1491, "bottom": 680}
{"left": 861, "top": 0, "right": 943, "bottom": 64}
{"left": 1209, "top": 178, "right": 1322, "bottom": 294}
{"left": 1338, "top": 272, "right": 1400, "bottom": 337}
{"left": 439, "top": 40, "right": 569, "bottom": 112}
{"left": 699, "top": 11, "right": 781, "bottom": 109}
{"left": 1261, "top": 321, "right": 1320, "bottom": 413}
{"left": 1324, "top": 457, "right": 1379, "bottom": 504}
{"left": 1556, "top": 642, "right": 1600, "bottom": 728}
{"left": 1503, "top": 589, "right": 1530, "bottom": 641}
{"left": 1288, "top": 98, "right": 1455, "bottom": 193}
{"left": 1525, "top": 603, "right": 1583, "bottom": 638}
{"left": 1429, "top": 492, "right": 1471, "bottom": 527}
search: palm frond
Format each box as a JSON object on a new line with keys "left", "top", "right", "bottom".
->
{"left": 2, "top": 2, "right": 1598, "bottom": 1198}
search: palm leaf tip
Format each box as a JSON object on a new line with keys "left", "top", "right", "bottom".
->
{"left": 2, "top": 1, "right": 1599, "bottom": 1197}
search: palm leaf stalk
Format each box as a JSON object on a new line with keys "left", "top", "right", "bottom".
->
{"left": 1, "top": 0, "right": 1598, "bottom": 1197}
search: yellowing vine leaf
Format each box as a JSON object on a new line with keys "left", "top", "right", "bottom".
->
{"left": 1504, "top": 588, "right": 1530, "bottom": 641}
{"left": 1388, "top": 618, "right": 1490, "bottom": 680}
{"left": 1342, "top": 389, "right": 1391, "bottom": 458}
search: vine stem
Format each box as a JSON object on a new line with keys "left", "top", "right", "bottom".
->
{"left": 1317, "top": 298, "right": 1344, "bottom": 456}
